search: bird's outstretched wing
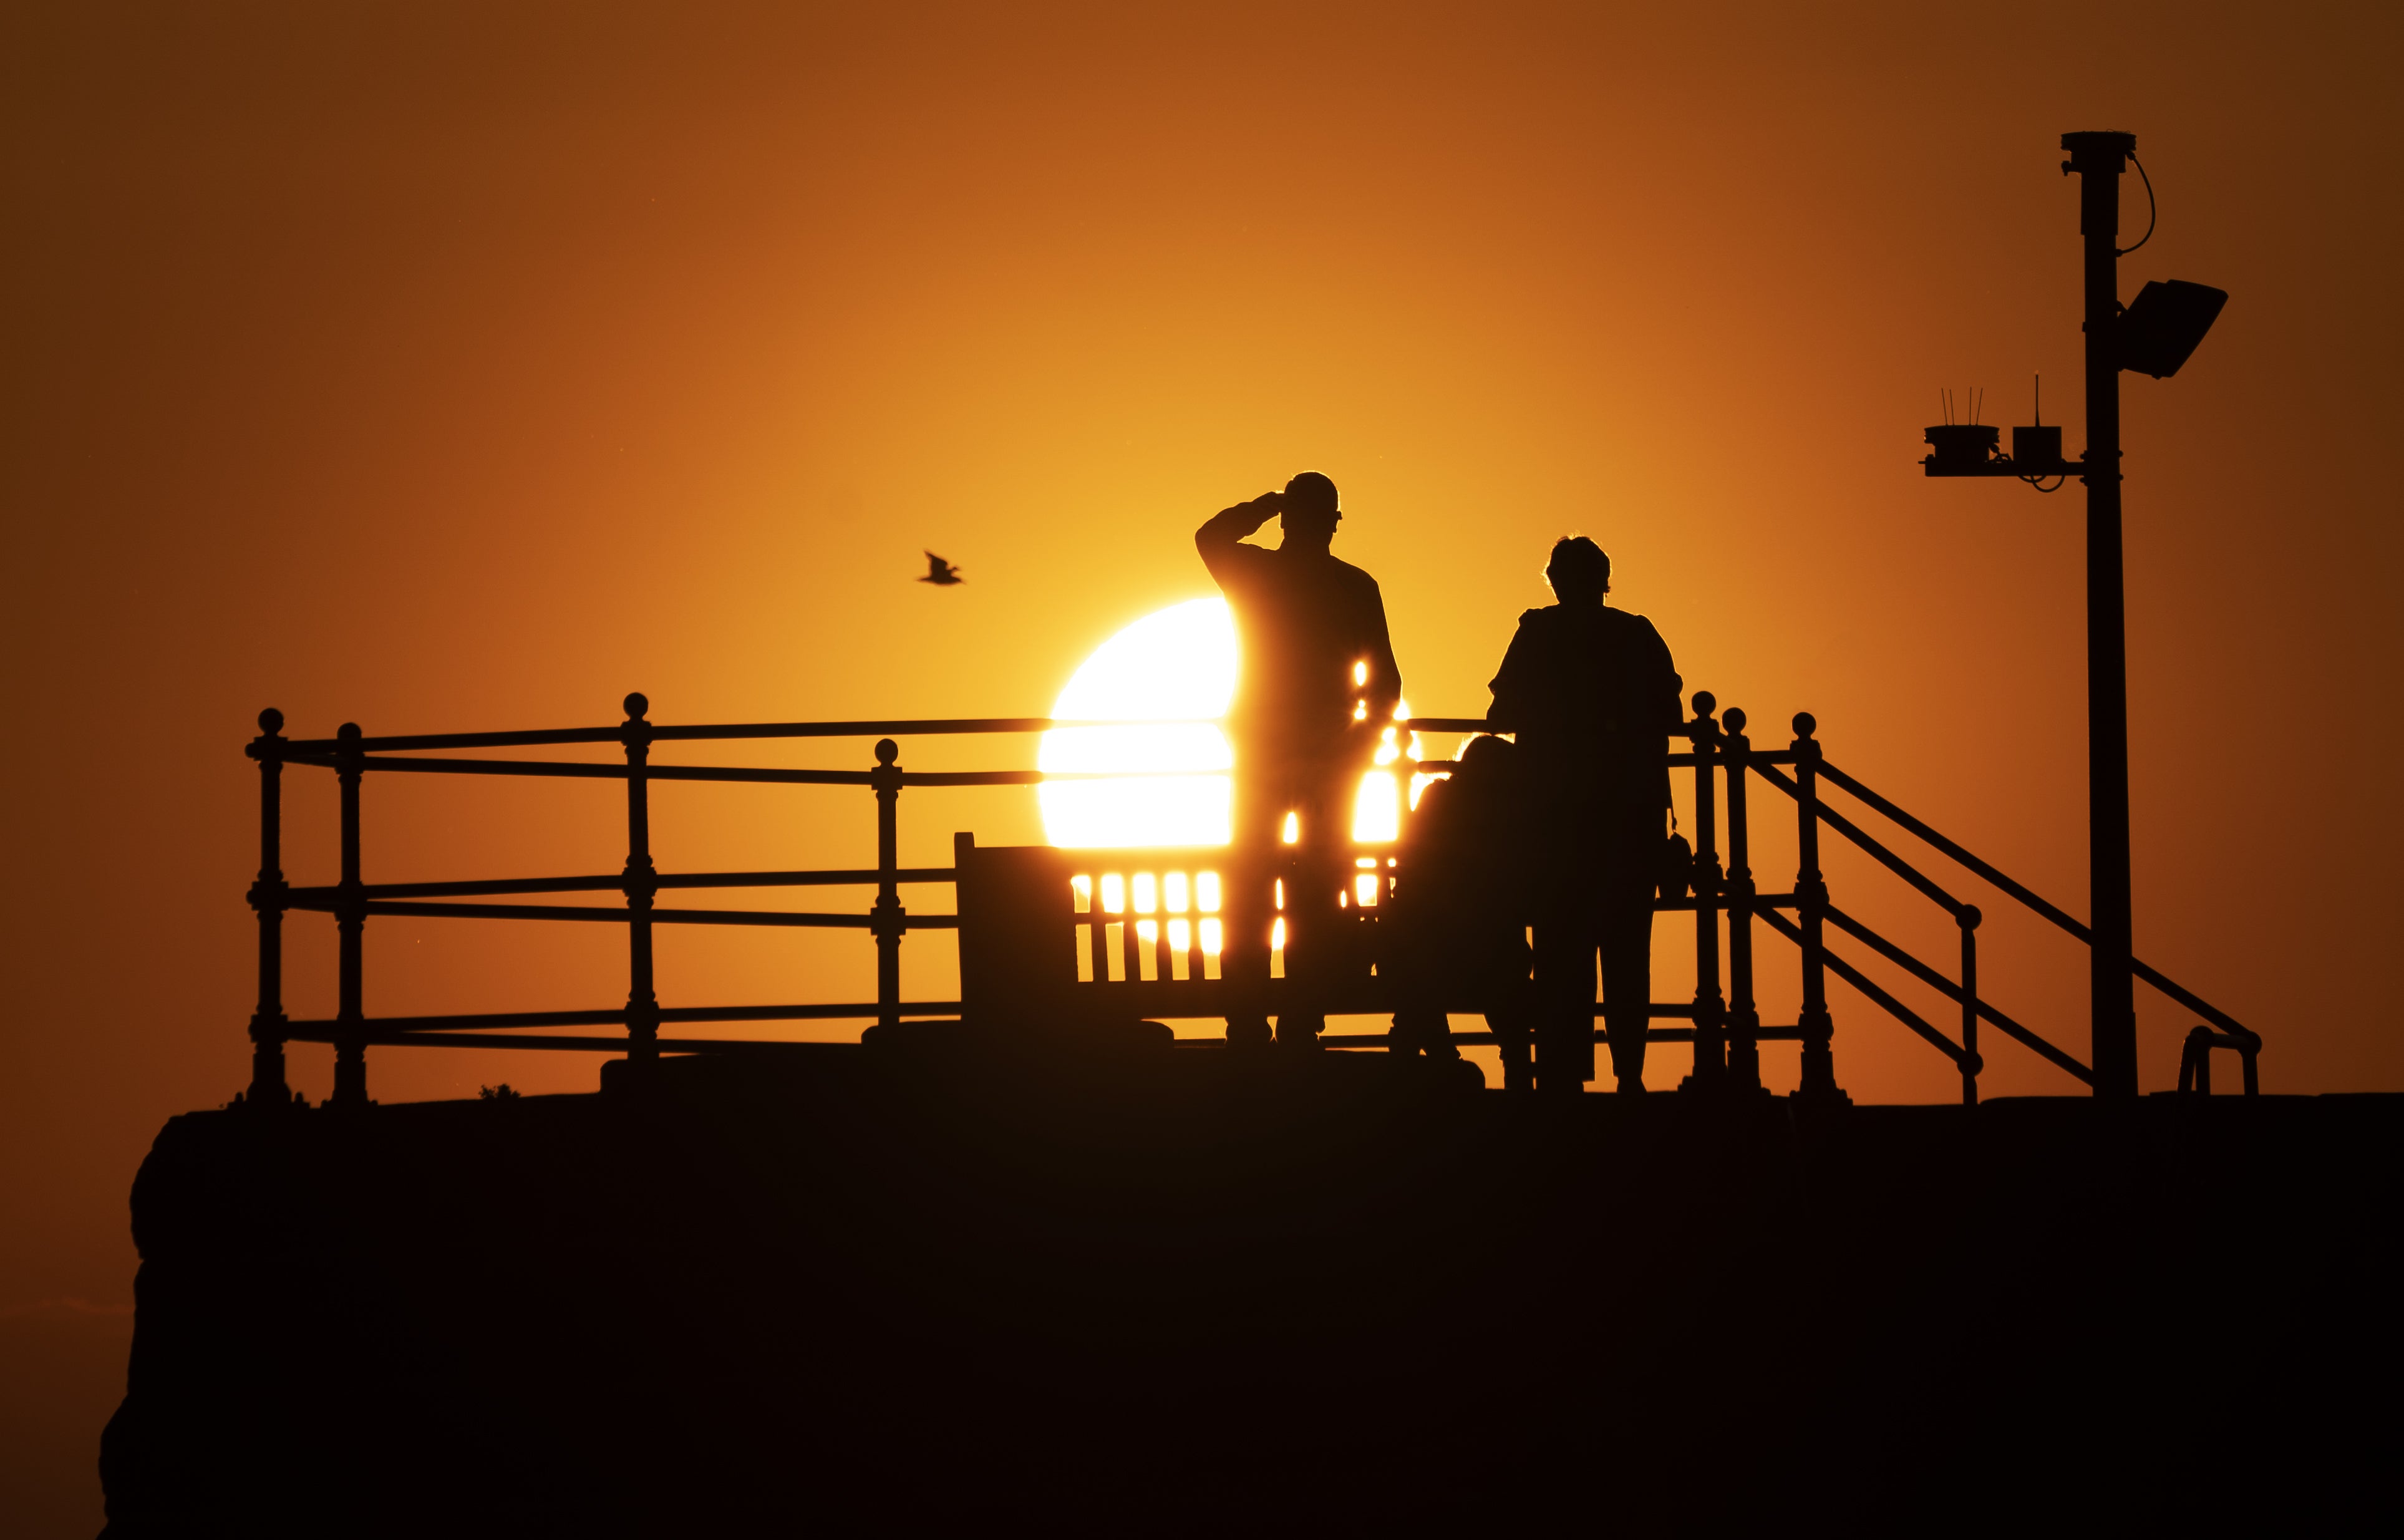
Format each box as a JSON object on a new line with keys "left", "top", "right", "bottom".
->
{"left": 918, "top": 551, "right": 963, "bottom": 584}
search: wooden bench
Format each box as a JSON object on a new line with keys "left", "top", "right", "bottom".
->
{"left": 953, "top": 832, "right": 1409, "bottom": 1032}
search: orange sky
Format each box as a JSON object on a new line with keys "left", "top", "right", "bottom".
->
{"left": 3, "top": 2, "right": 2400, "bottom": 1525}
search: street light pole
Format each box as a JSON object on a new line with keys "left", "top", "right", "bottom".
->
{"left": 2063, "top": 129, "right": 2138, "bottom": 1099}
{"left": 1924, "top": 133, "right": 2224, "bottom": 1098}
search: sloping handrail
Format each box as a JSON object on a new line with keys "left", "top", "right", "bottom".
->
{"left": 1815, "top": 762, "right": 2261, "bottom": 1053}
{"left": 1823, "top": 905, "right": 2093, "bottom": 1085}
{"left": 1757, "top": 908, "right": 1970, "bottom": 1068}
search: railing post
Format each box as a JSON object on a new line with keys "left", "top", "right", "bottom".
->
{"left": 1720, "top": 707, "right": 1762, "bottom": 1094}
{"left": 245, "top": 709, "right": 292, "bottom": 1107}
{"left": 1791, "top": 713, "right": 1848, "bottom": 1105}
{"left": 1959, "top": 906, "right": 1982, "bottom": 1107}
{"left": 869, "top": 739, "right": 906, "bottom": 1031}
{"left": 621, "top": 694, "right": 660, "bottom": 1080}
{"left": 331, "top": 722, "right": 369, "bottom": 1108}
{"left": 2178, "top": 1027, "right": 2213, "bottom": 1094}
{"left": 1686, "top": 693, "right": 1725, "bottom": 1090}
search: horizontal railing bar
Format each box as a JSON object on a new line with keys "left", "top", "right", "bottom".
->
{"left": 284, "top": 1009, "right": 632, "bottom": 1031}
{"left": 1822, "top": 905, "right": 2094, "bottom": 1085}
{"left": 279, "top": 1002, "right": 964, "bottom": 1034}
{"left": 1812, "top": 762, "right": 2257, "bottom": 1050}
{"left": 291, "top": 755, "right": 877, "bottom": 785}
{"left": 651, "top": 717, "right": 1069, "bottom": 742}
{"left": 1405, "top": 718, "right": 1704, "bottom": 742}
{"left": 1755, "top": 908, "right": 1967, "bottom": 1067}
{"left": 268, "top": 717, "right": 1805, "bottom": 766}
{"left": 660, "top": 1001, "right": 963, "bottom": 1023}
{"left": 1750, "top": 763, "right": 1969, "bottom": 919}
{"left": 287, "top": 869, "right": 960, "bottom": 902}
{"left": 1658, "top": 895, "right": 1798, "bottom": 912}
{"left": 289, "top": 755, "right": 1229, "bottom": 789}
{"left": 1311, "top": 1025, "right": 1791, "bottom": 1049}
{"left": 657, "top": 868, "right": 955, "bottom": 889}
{"left": 278, "top": 717, "right": 1231, "bottom": 754}
{"left": 282, "top": 1030, "right": 898, "bottom": 1053}
{"left": 298, "top": 898, "right": 957, "bottom": 930}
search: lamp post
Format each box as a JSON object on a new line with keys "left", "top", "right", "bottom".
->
{"left": 1921, "top": 131, "right": 2226, "bottom": 1100}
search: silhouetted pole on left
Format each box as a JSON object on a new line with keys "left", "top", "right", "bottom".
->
{"left": 1686, "top": 694, "right": 1725, "bottom": 1088}
{"left": 870, "top": 739, "right": 905, "bottom": 1030}
{"left": 2063, "top": 130, "right": 2139, "bottom": 1100}
{"left": 1720, "top": 707, "right": 1763, "bottom": 1093}
{"left": 1791, "top": 714, "right": 1847, "bottom": 1104}
{"left": 621, "top": 694, "right": 660, "bottom": 1081}
{"left": 245, "top": 709, "right": 291, "bottom": 1105}
{"left": 332, "top": 722, "right": 368, "bottom": 1107}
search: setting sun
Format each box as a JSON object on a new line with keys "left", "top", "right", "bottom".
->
{"left": 1038, "top": 599, "right": 1239, "bottom": 846}
{"left": 1038, "top": 598, "right": 1422, "bottom": 848}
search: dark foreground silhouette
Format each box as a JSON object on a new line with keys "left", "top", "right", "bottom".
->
{"left": 101, "top": 1047, "right": 2399, "bottom": 1535}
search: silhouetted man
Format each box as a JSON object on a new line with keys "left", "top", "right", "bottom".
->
{"left": 1486, "top": 537, "right": 1680, "bottom": 1093}
{"left": 1198, "top": 472, "right": 1400, "bottom": 1048}
{"left": 1385, "top": 733, "right": 1534, "bottom": 1085}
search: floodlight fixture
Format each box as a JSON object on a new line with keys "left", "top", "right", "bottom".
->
{"left": 2118, "top": 279, "right": 2228, "bottom": 379}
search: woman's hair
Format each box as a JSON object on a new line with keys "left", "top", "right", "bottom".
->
{"left": 1545, "top": 535, "right": 1611, "bottom": 600}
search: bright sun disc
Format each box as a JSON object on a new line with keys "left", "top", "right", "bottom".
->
{"left": 1039, "top": 599, "right": 1238, "bottom": 847}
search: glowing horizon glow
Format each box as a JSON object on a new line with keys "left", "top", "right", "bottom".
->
{"left": 1037, "top": 598, "right": 1429, "bottom": 848}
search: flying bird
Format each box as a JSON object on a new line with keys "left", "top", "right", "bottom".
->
{"left": 919, "top": 551, "right": 964, "bottom": 586}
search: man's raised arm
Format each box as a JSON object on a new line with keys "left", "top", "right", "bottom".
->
{"left": 1196, "top": 492, "right": 1283, "bottom": 579}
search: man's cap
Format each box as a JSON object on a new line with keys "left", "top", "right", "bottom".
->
{"left": 1284, "top": 471, "right": 1339, "bottom": 515}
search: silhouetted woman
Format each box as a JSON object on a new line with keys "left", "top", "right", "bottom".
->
{"left": 1384, "top": 734, "right": 1535, "bottom": 1087}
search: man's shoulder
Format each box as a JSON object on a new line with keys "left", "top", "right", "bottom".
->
{"left": 1324, "top": 553, "right": 1382, "bottom": 592}
{"left": 1602, "top": 605, "right": 1664, "bottom": 639}
{"left": 1513, "top": 604, "right": 1669, "bottom": 653}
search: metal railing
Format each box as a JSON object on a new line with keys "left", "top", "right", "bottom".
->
{"left": 235, "top": 691, "right": 2259, "bottom": 1107}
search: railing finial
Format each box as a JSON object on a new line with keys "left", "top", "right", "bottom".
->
{"left": 1722, "top": 705, "right": 1746, "bottom": 735}
{"left": 1692, "top": 690, "right": 1717, "bottom": 721}
{"left": 258, "top": 707, "right": 284, "bottom": 736}
{"left": 623, "top": 692, "right": 649, "bottom": 722}
{"left": 338, "top": 721, "right": 361, "bottom": 743}
{"left": 875, "top": 738, "right": 899, "bottom": 767}
{"left": 1792, "top": 711, "right": 1816, "bottom": 742}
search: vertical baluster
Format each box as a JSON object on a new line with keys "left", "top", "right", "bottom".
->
{"left": 870, "top": 738, "right": 905, "bottom": 1030}
{"left": 1959, "top": 908, "right": 1982, "bottom": 1106}
{"left": 1085, "top": 878, "right": 1109, "bottom": 986}
{"left": 1791, "top": 713, "right": 1848, "bottom": 1104}
{"left": 1184, "top": 873, "right": 1203, "bottom": 981}
{"left": 1118, "top": 873, "right": 1141, "bottom": 985}
{"left": 1720, "top": 707, "right": 1762, "bottom": 1093}
{"left": 245, "top": 709, "right": 291, "bottom": 1107}
{"left": 1687, "top": 694, "right": 1725, "bottom": 1088}
{"left": 331, "top": 722, "right": 369, "bottom": 1108}
{"left": 621, "top": 695, "right": 659, "bottom": 1077}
